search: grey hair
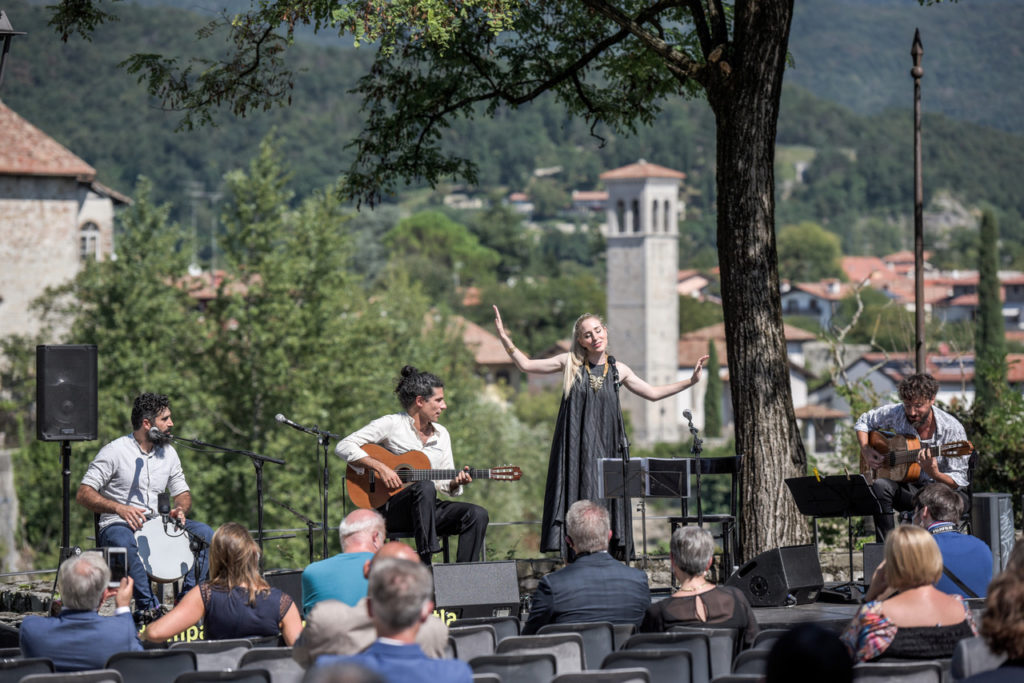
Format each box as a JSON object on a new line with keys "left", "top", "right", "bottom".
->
{"left": 367, "top": 558, "right": 433, "bottom": 632}
{"left": 59, "top": 552, "right": 110, "bottom": 610}
{"left": 565, "top": 500, "right": 610, "bottom": 553}
{"left": 671, "top": 526, "right": 715, "bottom": 577}
{"left": 339, "top": 509, "right": 386, "bottom": 551}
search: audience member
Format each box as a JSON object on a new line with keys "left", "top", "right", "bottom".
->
{"left": 20, "top": 552, "right": 142, "bottom": 670}
{"left": 522, "top": 499, "right": 650, "bottom": 635}
{"left": 293, "top": 542, "right": 448, "bottom": 667}
{"left": 962, "top": 568, "right": 1024, "bottom": 681}
{"left": 841, "top": 525, "right": 977, "bottom": 662}
{"left": 766, "top": 623, "right": 853, "bottom": 683}
{"left": 303, "top": 509, "right": 386, "bottom": 613}
{"left": 640, "top": 525, "right": 760, "bottom": 647}
{"left": 312, "top": 556, "right": 472, "bottom": 683}
{"left": 913, "top": 483, "right": 992, "bottom": 598}
{"left": 142, "top": 522, "right": 302, "bottom": 644}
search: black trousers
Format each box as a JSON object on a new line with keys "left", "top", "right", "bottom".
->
{"left": 872, "top": 478, "right": 970, "bottom": 540}
{"left": 378, "top": 480, "right": 489, "bottom": 563}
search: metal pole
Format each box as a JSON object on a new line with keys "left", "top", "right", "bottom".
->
{"left": 912, "top": 29, "right": 925, "bottom": 373}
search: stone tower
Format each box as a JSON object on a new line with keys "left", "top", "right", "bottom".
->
{"left": 602, "top": 160, "right": 685, "bottom": 446}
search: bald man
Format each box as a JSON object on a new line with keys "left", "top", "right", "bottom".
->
{"left": 302, "top": 509, "right": 387, "bottom": 613}
{"left": 292, "top": 542, "right": 449, "bottom": 667}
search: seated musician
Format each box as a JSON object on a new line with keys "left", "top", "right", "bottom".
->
{"left": 76, "top": 393, "right": 213, "bottom": 623}
{"left": 335, "top": 366, "right": 488, "bottom": 564}
{"left": 855, "top": 373, "right": 970, "bottom": 540}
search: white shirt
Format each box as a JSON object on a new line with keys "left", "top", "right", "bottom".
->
{"left": 335, "top": 413, "right": 461, "bottom": 496}
{"left": 81, "top": 434, "right": 190, "bottom": 529}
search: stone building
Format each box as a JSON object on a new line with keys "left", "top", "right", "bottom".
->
{"left": 0, "top": 100, "right": 129, "bottom": 341}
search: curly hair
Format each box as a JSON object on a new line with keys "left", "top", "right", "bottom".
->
{"left": 897, "top": 374, "right": 939, "bottom": 404}
{"left": 394, "top": 366, "right": 443, "bottom": 410}
{"left": 131, "top": 393, "right": 171, "bottom": 430}
{"left": 981, "top": 570, "right": 1024, "bottom": 659}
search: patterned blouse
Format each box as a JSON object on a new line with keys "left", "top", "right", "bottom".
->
{"left": 840, "top": 595, "right": 978, "bottom": 662}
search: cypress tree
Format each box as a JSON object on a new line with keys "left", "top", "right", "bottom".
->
{"left": 975, "top": 209, "right": 1007, "bottom": 416}
{"left": 704, "top": 340, "right": 723, "bottom": 437}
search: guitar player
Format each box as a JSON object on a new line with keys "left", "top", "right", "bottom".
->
{"left": 855, "top": 373, "right": 971, "bottom": 541}
{"left": 334, "top": 366, "right": 489, "bottom": 564}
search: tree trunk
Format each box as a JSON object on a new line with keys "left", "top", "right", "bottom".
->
{"left": 707, "top": 0, "right": 810, "bottom": 560}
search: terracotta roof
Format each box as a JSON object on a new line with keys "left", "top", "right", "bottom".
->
{"left": 599, "top": 159, "right": 686, "bottom": 181}
{"left": 508, "top": 192, "right": 529, "bottom": 202}
{"left": 877, "top": 278, "right": 952, "bottom": 305}
{"left": 455, "top": 315, "right": 510, "bottom": 365}
{"left": 0, "top": 100, "right": 96, "bottom": 180}
{"left": 851, "top": 352, "right": 1024, "bottom": 384}
{"left": 677, "top": 322, "right": 815, "bottom": 366}
{"left": 841, "top": 256, "right": 890, "bottom": 284}
{"left": 679, "top": 321, "right": 816, "bottom": 343}
{"left": 571, "top": 190, "right": 608, "bottom": 202}
{"left": 788, "top": 279, "right": 856, "bottom": 302}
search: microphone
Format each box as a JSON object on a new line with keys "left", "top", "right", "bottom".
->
{"left": 276, "top": 413, "right": 312, "bottom": 434}
{"left": 157, "top": 491, "right": 171, "bottom": 530}
{"left": 607, "top": 356, "right": 620, "bottom": 393}
{"left": 683, "top": 409, "right": 699, "bottom": 435}
{"left": 148, "top": 426, "right": 171, "bottom": 444}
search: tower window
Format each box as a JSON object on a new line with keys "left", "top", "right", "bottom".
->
{"left": 79, "top": 222, "right": 100, "bottom": 261}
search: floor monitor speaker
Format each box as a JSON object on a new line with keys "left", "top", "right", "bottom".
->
{"left": 725, "top": 544, "right": 823, "bottom": 607}
{"left": 973, "top": 493, "right": 1016, "bottom": 572}
{"left": 432, "top": 560, "right": 520, "bottom": 621}
{"left": 36, "top": 345, "right": 98, "bottom": 441}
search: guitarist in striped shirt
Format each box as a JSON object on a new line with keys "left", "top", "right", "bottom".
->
{"left": 335, "top": 366, "right": 489, "bottom": 564}
{"left": 855, "top": 373, "right": 970, "bottom": 541}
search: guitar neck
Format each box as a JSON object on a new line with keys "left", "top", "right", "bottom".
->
{"left": 887, "top": 444, "right": 943, "bottom": 466}
{"left": 397, "top": 468, "right": 494, "bottom": 481}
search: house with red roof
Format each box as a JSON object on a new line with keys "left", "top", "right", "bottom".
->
{"left": 0, "top": 101, "right": 130, "bottom": 339}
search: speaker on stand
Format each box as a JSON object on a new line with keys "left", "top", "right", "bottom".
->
{"left": 36, "top": 344, "right": 98, "bottom": 561}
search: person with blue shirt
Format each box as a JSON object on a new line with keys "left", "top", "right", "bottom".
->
{"left": 913, "top": 483, "right": 993, "bottom": 598}
{"left": 313, "top": 556, "right": 471, "bottom": 683}
{"left": 302, "top": 509, "right": 386, "bottom": 614}
{"left": 20, "top": 552, "right": 142, "bottom": 670}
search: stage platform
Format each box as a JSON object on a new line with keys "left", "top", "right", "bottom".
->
{"left": 750, "top": 600, "right": 861, "bottom": 633}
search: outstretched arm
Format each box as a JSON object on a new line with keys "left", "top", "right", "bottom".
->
{"left": 493, "top": 305, "right": 566, "bottom": 375}
{"left": 620, "top": 355, "right": 709, "bottom": 401}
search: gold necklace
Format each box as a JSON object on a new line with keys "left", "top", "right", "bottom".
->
{"left": 678, "top": 581, "right": 709, "bottom": 593}
{"left": 588, "top": 361, "right": 610, "bottom": 392}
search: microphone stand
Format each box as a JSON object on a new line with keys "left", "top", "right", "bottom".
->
{"left": 275, "top": 417, "right": 343, "bottom": 559}
{"left": 685, "top": 413, "right": 705, "bottom": 526}
{"left": 268, "top": 496, "right": 321, "bottom": 565}
{"left": 608, "top": 358, "right": 634, "bottom": 566}
{"left": 169, "top": 435, "right": 285, "bottom": 556}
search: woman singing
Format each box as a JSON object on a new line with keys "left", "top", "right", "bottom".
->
{"left": 494, "top": 305, "right": 707, "bottom": 559}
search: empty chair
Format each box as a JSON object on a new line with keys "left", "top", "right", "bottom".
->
{"left": 470, "top": 653, "right": 557, "bottom": 681}
{"left": 169, "top": 640, "right": 253, "bottom": 671}
{"left": 105, "top": 650, "right": 196, "bottom": 683}
{"left": 0, "top": 657, "right": 55, "bottom": 682}
{"left": 749, "top": 629, "right": 788, "bottom": 651}
{"left": 612, "top": 624, "right": 636, "bottom": 651}
{"left": 454, "top": 617, "right": 521, "bottom": 643}
{"left": 449, "top": 625, "right": 498, "bottom": 661}
{"left": 730, "top": 649, "right": 769, "bottom": 676}
{"left": 174, "top": 673, "right": 270, "bottom": 683}
{"left": 553, "top": 669, "right": 650, "bottom": 683}
{"left": 497, "top": 634, "right": 585, "bottom": 674}
{"left": 624, "top": 632, "right": 710, "bottom": 683}
{"left": 852, "top": 661, "right": 943, "bottom": 683}
{"left": 602, "top": 650, "right": 692, "bottom": 683}
{"left": 668, "top": 627, "right": 738, "bottom": 679}
{"left": 952, "top": 635, "right": 1007, "bottom": 681}
{"left": 22, "top": 671, "right": 123, "bottom": 683}
{"left": 237, "top": 648, "right": 302, "bottom": 683}
{"left": 539, "top": 622, "right": 616, "bottom": 670}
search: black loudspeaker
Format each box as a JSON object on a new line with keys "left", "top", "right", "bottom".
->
{"left": 432, "top": 561, "right": 520, "bottom": 620}
{"left": 264, "top": 569, "right": 304, "bottom": 616}
{"left": 36, "top": 345, "right": 98, "bottom": 441}
{"left": 725, "top": 544, "right": 823, "bottom": 607}
{"left": 973, "top": 493, "right": 1016, "bottom": 572}
{"left": 862, "top": 542, "right": 885, "bottom": 585}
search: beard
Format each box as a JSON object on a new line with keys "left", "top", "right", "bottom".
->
{"left": 148, "top": 426, "right": 172, "bottom": 445}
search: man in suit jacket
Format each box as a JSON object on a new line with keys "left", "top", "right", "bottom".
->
{"left": 20, "top": 552, "right": 143, "bottom": 670}
{"left": 311, "top": 554, "right": 472, "bottom": 683}
{"left": 293, "top": 541, "right": 448, "bottom": 668}
{"left": 523, "top": 499, "right": 651, "bottom": 634}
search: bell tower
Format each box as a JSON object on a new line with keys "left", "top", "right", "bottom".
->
{"left": 602, "top": 160, "right": 685, "bottom": 446}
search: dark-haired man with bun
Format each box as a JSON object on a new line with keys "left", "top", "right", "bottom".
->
{"left": 336, "top": 367, "right": 488, "bottom": 564}
{"left": 76, "top": 392, "right": 213, "bottom": 622}
{"left": 855, "top": 373, "right": 970, "bottom": 540}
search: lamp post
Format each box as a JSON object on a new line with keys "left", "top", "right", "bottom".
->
{"left": 911, "top": 29, "right": 925, "bottom": 373}
{"left": 0, "top": 10, "right": 26, "bottom": 90}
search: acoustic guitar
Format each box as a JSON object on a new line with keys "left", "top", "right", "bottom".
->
{"left": 346, "top": 443, "right": 522, "bottom": 509}
{"left": 860, "top": 430, "right": 973, "bottom": 484}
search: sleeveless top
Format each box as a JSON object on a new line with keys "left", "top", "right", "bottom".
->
{"left": 199, "top": 583, "right": 293, "bottom": 640}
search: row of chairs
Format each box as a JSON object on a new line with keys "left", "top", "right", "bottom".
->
{"left": 0, "top": 645, "right": 302, "bottom": 683}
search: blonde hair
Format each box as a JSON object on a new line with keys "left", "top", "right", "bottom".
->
{"left": 562, "top": 313, "right": 606, "bottom": 396}
{"left": 209, "top": 522, "right": 270, "bottom": 605}
{"left": 884, "top": 525, "right": 943, "bottom": 590}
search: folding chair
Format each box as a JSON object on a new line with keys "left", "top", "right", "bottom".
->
{"left": 852, "top": 660, "right": 943, "bottom": 683}
{"left": 452, "top": 616, "right": 521, "bottom": 643}
{"left": 470, "top": 653, "right": 558, "bottom": 681}
{"left": 602, "top": 650, "right": 693, "bottom": 683}
{"left": 0, "top": 656, "right": 55, "bottom": 683}
{"left": 951, "top": 636, "right": 1006, "bottom": 681}
{"left": 105, "top": 650, "right": 196, "bottom": 683}
{"left": 668, "top": 626, "right": 738, "bottom": 679}
{"left": 174, "top": 673, "right": 270, "bottom": 683}
{"left": 496, "top": 634, "right": 585, "bottom": 674}
{"left": 169, "top": 640, "right": 253, "bottom": 671}
{"left": 237, "top": 648, "right": 302, "bottom": 683}
{"left": 552, "top": 669, "right": 651, "bottom": 683}
{"left": 448, "top": 625, "right": 497, "bottom": 661}
{"left": 21, "top": 671, "right": 123, "bottom": 683}
{"left": 624, "top": 632, "right": 711, "bottom": 683}
{"left": 730, "top": 649, "right": 769, "bottom": 676}
{"left": 539, "top": 621, "right": 616, "bottom": 669}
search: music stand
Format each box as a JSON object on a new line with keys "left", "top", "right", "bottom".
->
{"left": 599, "top": 458, "right": 645, "bottom": 499}
{"left": 786, "top": 474, "right": 882, "bottom": 602}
